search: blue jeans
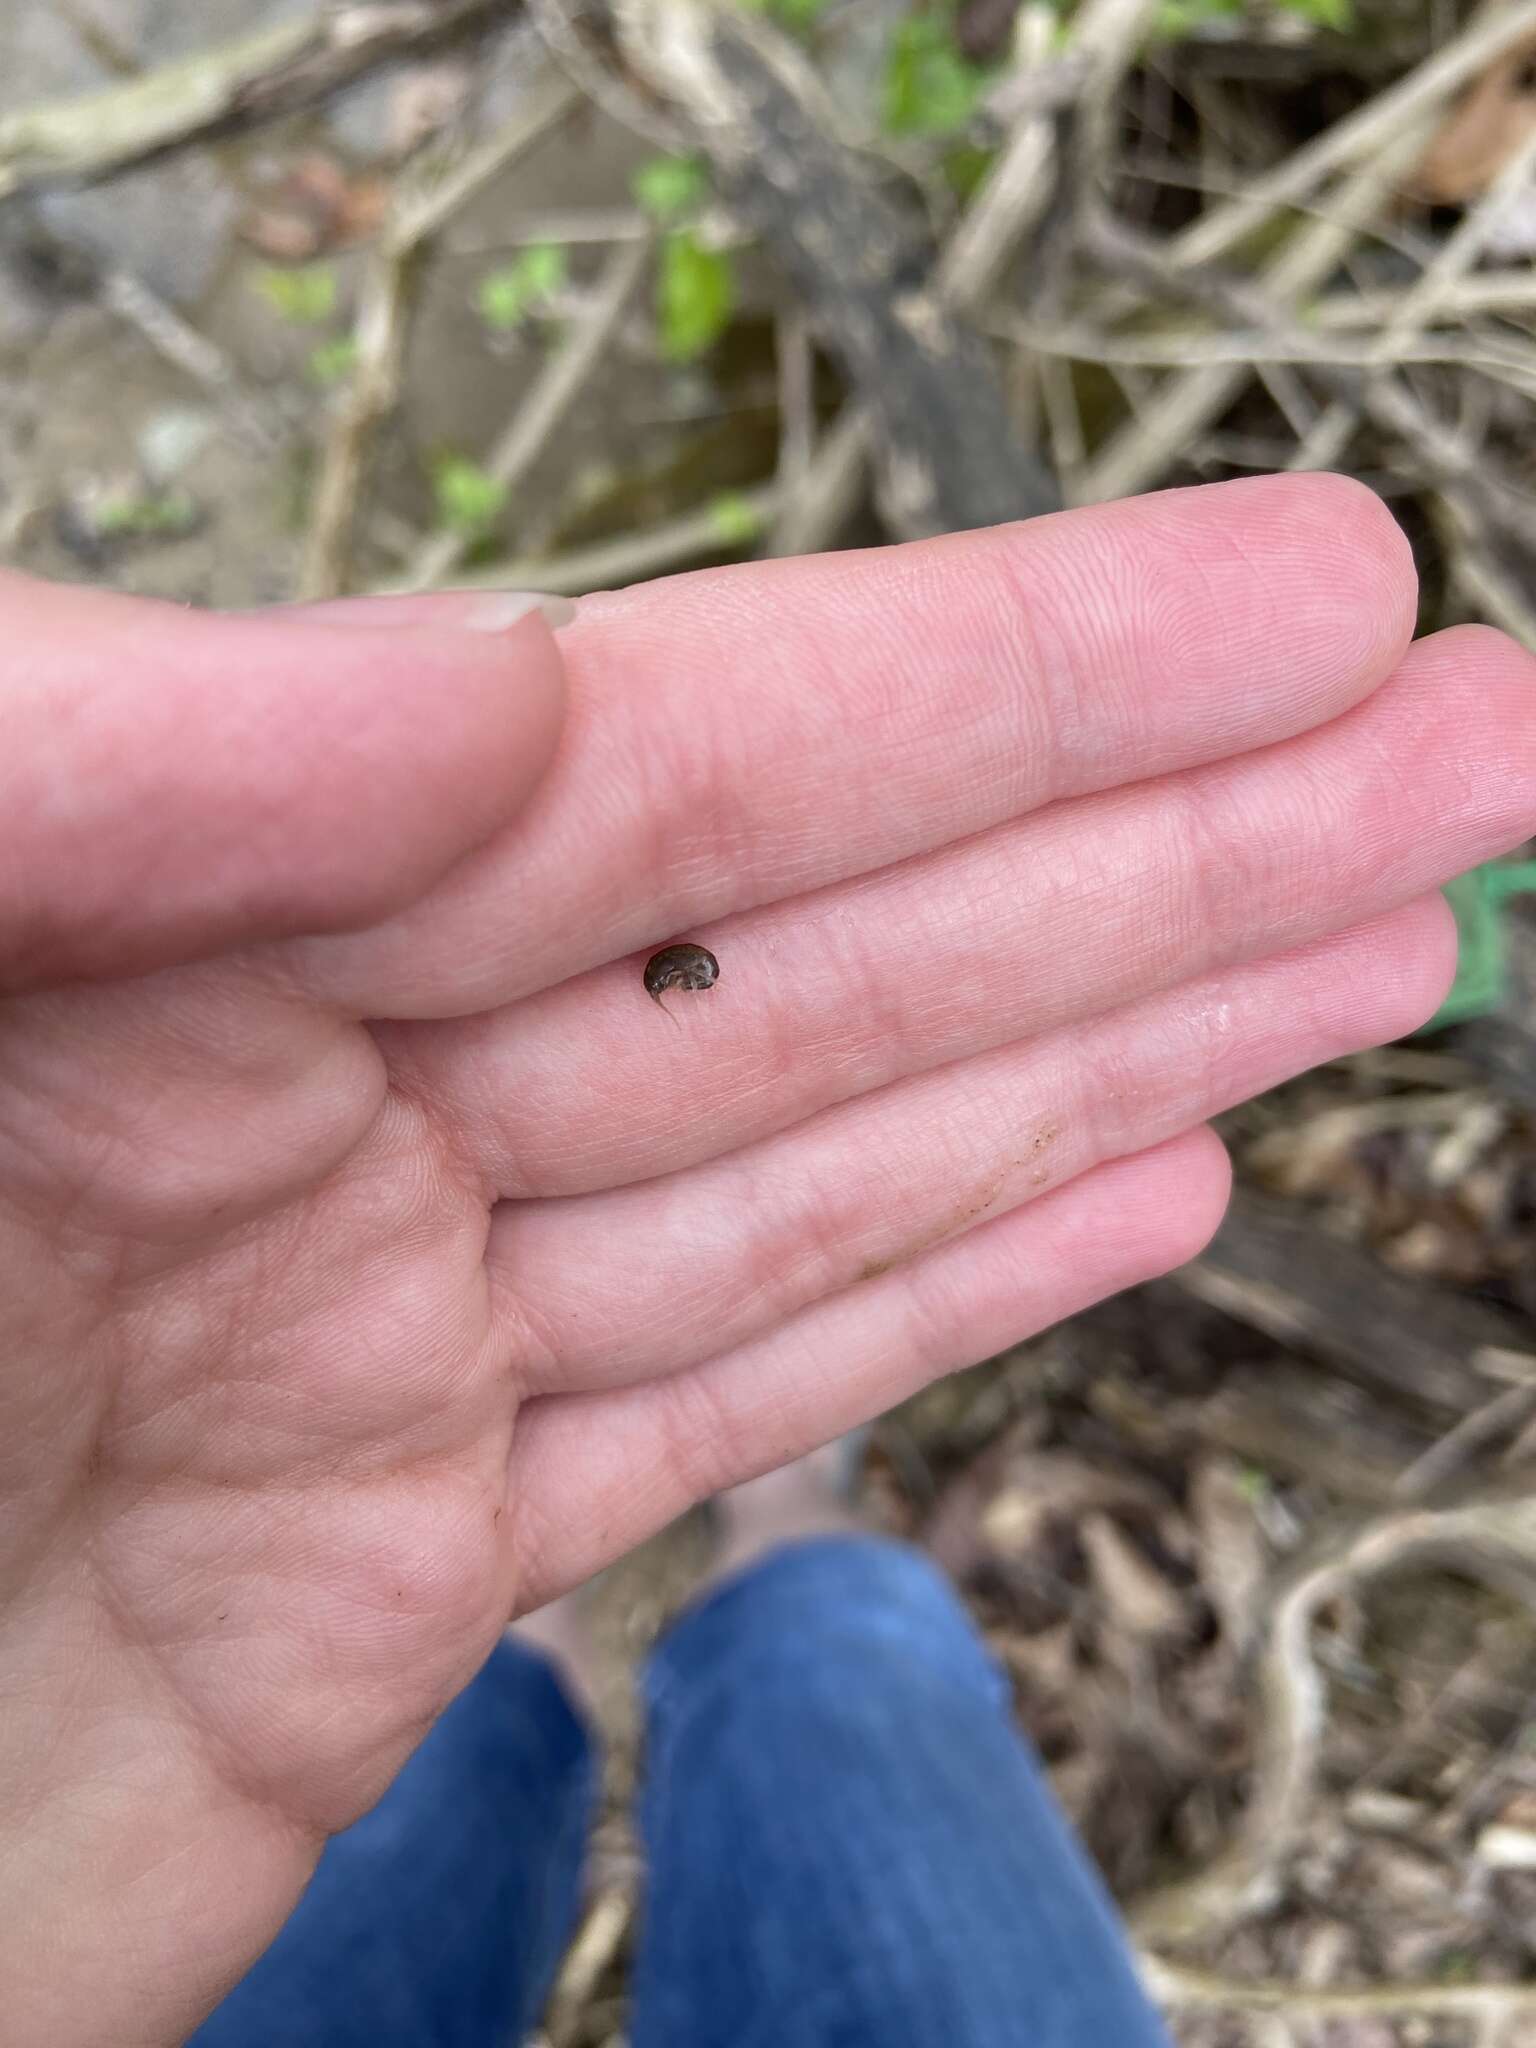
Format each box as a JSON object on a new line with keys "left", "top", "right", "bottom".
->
{"left": 192, "top": 1538, "right": 1168, "bottom": 2046}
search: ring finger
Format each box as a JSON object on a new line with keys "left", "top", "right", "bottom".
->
{"left": 489, "top": 895, "right": 1452, "bottom": 1399}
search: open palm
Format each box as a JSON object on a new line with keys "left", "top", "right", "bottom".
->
{"left": 4, "top": 475, "right": 1535, "bottom": 2047}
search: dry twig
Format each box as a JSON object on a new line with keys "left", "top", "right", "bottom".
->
{"left": 1290, "top": 120, "right": 1536, "bottom": 473}
{"left": 299, "top": 70, "right": 580, "bottom": 599}
{"left": 0, "top": 0, "right": 521, "bottom": 203}
{"left": 769, "top": 0, "right": 1144, "bottom": 556}
{"left": 1173, "top": 1188, "right": 1524, "bottom": 1425}
{"left": 403, "top": 233, "right": 651, "bottom": 591}
{"left": 774, "top": 314, "right": 815, "bottom": 501}
{"left": 764, "top": 406, "right": 868, "bottom": 559}
{"left": 1135, "top": 1491, "right": 1536, "bottom": 1946}
{"left": 1080, "top": 1, "right": 1536, "bottom": 502}
{"left": 101, "top": 268, "right": 281, "bottom": 452}
{"left": 1081, "top": 214, "right": 1536, "bottom": 641}
{"left": 1169, "top": 0, "right": 1536, "bottom": 274}
{"left": 540, "top": 1887, "right": 633, "bottom": 2048}
{"left": 1144, "top": 1953, "right": 1536, "bottom": 2026}
{"left": 389, "top": 480, "right": 781, "bottom": 595}
{"left": 1081, "top": 121, "right": 1433, "bottom": 503}
{"left": 613, "top": 0, "right": 1055, "bottom": 540}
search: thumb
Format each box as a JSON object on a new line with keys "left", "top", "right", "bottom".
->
{"left": 0, "top": 575, "right": 569, "bottom": 994}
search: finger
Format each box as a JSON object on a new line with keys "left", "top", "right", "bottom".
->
{"left": 490, "top": 896, "right": 1452, "bottom": 1397}
{"left": 507, "top": 1127, "right": 1232, "bottom": 1608}
{"left": 288, "top": 472, "right": 1416, "bottom": 1017}
{"left": 409, "top": 622, "right": 1536, "bottom": 1198}
{"left": 0, "top": 577, "right": 566, "bottom": 993}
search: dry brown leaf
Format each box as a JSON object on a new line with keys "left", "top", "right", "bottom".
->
{"left": 238, "top": 152, "right": 390, "bottom": 261}
{"left": 1413, "top": 32, "right": 1536, "bottom": 203}
{"left": 993, "top": 1619, "right": 1078, "bottom": 1698}
{"left": 1081, "top": 1512, "right": 1188, "bottom": 1641}
{"left": 925, "top": 1439, "right": 1160, "bottom": 1578}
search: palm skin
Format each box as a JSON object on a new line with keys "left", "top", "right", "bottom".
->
{"left": 2, "top": 475, "right": 1535, "bottom": 2046}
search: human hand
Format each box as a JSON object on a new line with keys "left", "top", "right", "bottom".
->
{"left": 3, "top": 475, "right": 1533, "bottom": 2044}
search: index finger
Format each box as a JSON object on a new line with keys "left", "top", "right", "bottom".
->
{"left": 289, "top": 472, "right": 1415, "bottom": 1018}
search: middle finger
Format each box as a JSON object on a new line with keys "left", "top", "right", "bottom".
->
{"left": 396, "top": 624, "right": 1536, "bottom": 1199}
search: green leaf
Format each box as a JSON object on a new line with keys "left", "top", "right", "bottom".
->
{"left": 1421, "top": 860, "right": 1536, "bottom": 1029}
{"left": 883, "top": 12, "right": 989, "bottom": 138}
{"left": 1151, "top": 0, "right": 1242, "bottom": 38}
{"left": 431, "top": 455, "right": 509, "bottom": 537}
{"left": 92, "top": 489, "right": 199, "bottom": 538}
{"left": 1277, "top": 0, "right": 1352, "bottom": 27}
{"left": 307, "top": 336, "right": 360, "bottom": 386}
{"left": 632, "top": 153, "right": 710, "bottom": 222}
{"left": 706, "top": 491, "right": 763, "bottom": 547}
{"left": 762, "top": 0, "right": 834, "bottom": 29}
{"left": 477, "top": 243, "right": 568, "bottom": 330}
{"left": 734, "top": 0, "right": 830, "bottom": 25}
{"left": 944, "top": 143, "right": 998, "bottom": 201}
{"left": 253, "top": 263, "right": 338, "bottom": 326}
{"left": 657, "top": 230, "right": 735, "bottom": 363}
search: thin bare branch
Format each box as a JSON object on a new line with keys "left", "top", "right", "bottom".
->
{"left": 996, "top": 312, "right": 1536, "bottom": 397}
{"left": 542, "top": 1888, "right": 633, "bottom": 2048}
{"left": 388, "top": 479, "right": 782, "bottom": 593}
{"left": 0, "top": 0, "right": 520, "bottom": 204}
{"left": 1079, "top": 1, "right": 1536, "bottom": 501}
{"left": 1135, "top": 1491, "right": 1536, "bottom": 1946}
{"left": 1291, "top": 120, "right": 1536, "bottom": 472}
{"left": 404, "top": 233, "right": 651, "bottom": 590}
{"left": 937, "top": 1, "right": 1063, "bottom": 311}
{"left": 529, "top": 0, "right": 686, "bottom": 150}
{"left": 447, "top": 205, "right": 650, "bottom": 253}
{"left": 1145, "top": 1953, "right": 1536, "bottom": 2024}
{"left": 774, "top": 314, "right": 815, "bottom": 499}
{"left": 101, "top": 269, "right": 282, "bottom": 451}
{"left": 762, "top": 0, "right": 1108, "bottom": 556}
{"left": 1170, "top": 0, "right": 1536, "bottom": 273}
{"left": 1081, "top": 213, "right": 1536, "bottom": 580}
{"left": 1394, "top": 1385, "right": 1536, "bottom": 1503}
{"left": 1081, "top": 118, "right": 1434, "bottom": 503}
{"left": 393, "top": 72, "right": 580, "bottom": 247}
{"left": 299, "top": 239, "right": 425, "bottom": 602}
{"left": 763, "top": 406, "right": 867, "bottom": 559}
{"left": 1317, "top": 269, "right": 1536, "bottom": 323}
{"left": 300, "top": 70, "right": 580, "bottom": 601}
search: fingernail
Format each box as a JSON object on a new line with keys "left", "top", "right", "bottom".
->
{"left": 460, "top": 591, "right": 577, "bottom": 633}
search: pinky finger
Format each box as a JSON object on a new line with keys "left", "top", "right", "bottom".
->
{"left": 508, "top": 1127, "right": 1232, "bottom": 1609}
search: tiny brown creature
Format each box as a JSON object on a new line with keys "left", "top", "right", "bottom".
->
{"left": 644, "top": 942, "right": 719, "bottom": 1016}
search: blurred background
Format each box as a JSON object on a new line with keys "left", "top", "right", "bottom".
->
{"left": 5, "top": 1, "right": 1536, "bottom": 2040}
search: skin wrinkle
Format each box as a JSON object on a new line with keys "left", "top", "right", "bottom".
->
{"left": 895, "top": 544, "right": 1058, "bottom": 818}
{"left": 1157, "top": 761, "right": 1273, "bottom": 978}
{"left": 95, "top": 1118, "right": 486, "bottom": 1480}
{"left": 0, "top": 978, "right": 385, "bottom": 1262}
{"left": 76, "top": 1499, "right": 333, "bottom": 1854}
{"left": 1007, "top": 526, "right": 1153, "bottom": 780}
{"left": 89, "top": 1468, "right": 508, "bottom": 1822}
{"left": 1146, "top": 504, "right": 1291, "bottom": 749}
